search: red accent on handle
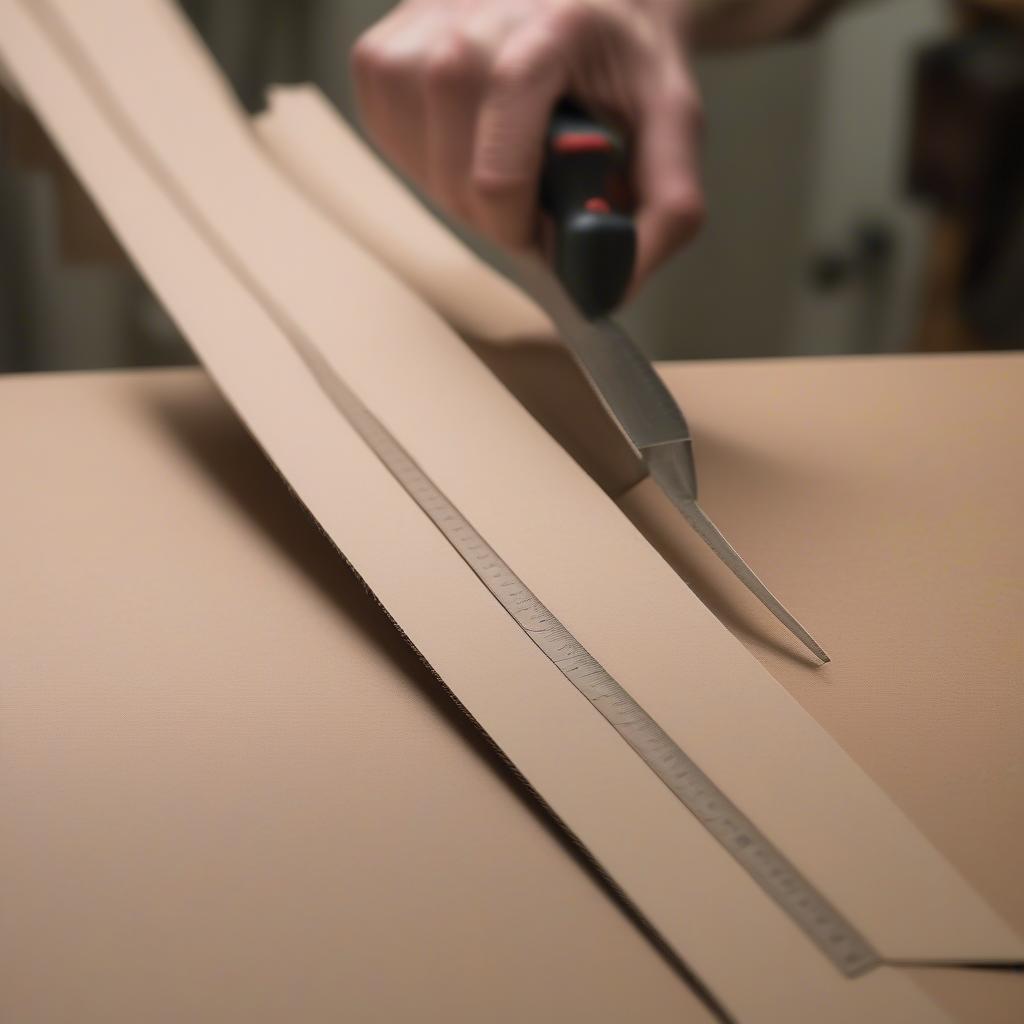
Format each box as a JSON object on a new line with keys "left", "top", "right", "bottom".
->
{"left": 552, "top": 132, "right": 615, "bottom": 155}
{"left": 584, "top": 196, "right": 612, "bottom": 214}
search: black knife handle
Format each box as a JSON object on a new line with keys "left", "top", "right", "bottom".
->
{"left": 540, "top": 101, "right": 636, "bottom": 319}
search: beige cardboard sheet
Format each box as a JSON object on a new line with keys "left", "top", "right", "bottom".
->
{"left": 627, "top": 355, "right": 1024, "bottom": 947}
{"left": 0, "top": 368, "right": 717, "bottom": 1024}
{"left": 1, "top": 0, "right": 1020, "bottom": 1020}
{"left": 3, "top": 362, "right": 1022, "bottom": 1024}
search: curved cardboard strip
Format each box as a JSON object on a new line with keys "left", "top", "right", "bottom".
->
{"left": 1, "top": 0, "right": 1017, "bottom": 1020}
{"left": 252, "top": 87, "right": 548, "bottom": 347}
{"left": 254, "top": 85, "right": 644, "bottom": 497}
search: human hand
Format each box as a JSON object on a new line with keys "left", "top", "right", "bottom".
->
{"left": 352, "top": 0, "right": 704, "bottom": 290}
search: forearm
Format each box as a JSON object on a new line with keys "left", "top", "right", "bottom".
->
{"left": 689, "top": 0, "right": 841, "bottom": 48}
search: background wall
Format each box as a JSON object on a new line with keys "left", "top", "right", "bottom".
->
{"left": 624, "top": 0, "right": 950, "bottom": 359}
{"left": 0, "top": 0, "right": 951, "bottom": 369}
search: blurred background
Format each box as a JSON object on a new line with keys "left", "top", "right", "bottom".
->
{"left": 0, "top": 0, "right": 1022, "bottom": 370}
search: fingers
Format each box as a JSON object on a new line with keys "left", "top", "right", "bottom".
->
{"left": 423, "top": 35, "right": 489, "bottom": 218}
{"left": 353, "top": 3, "right": 573, "bottom": 249}
{"left": 631, "top": 70, "right": 705, "bottom": 285}
{"left": 469, "top": 16, "right": 569, "bottom": 247}
{"left": 351, "top": 10, "right": 432, "bottom": 182}
{"left": 351, "top": 0, "right": 708, "bottom": 288}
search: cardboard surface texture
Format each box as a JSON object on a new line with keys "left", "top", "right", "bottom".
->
{"left": 0, "top": 0, "right": 1021, "bottom": 1020}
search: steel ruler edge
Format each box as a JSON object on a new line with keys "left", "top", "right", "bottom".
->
{"left": 306, "top": 343, "right": 879, "bottom": 977}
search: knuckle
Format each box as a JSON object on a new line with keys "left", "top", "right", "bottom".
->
{"left": 489, "top": 55, "right": 531, "bottom": 92}
{"left": 661, "top": 77, "right": 703, "bottom": 123}
{"left": 660, "top": 182, "right": 705, "bottom": 235}
{"left": 470, "top": 169, "right": 526, "bottom": 203}
{"left": 424, "top": 36, "right": 484, "bottom": 92}
{"left": 492, "top": 22, "right": 569, "bottom": 90}
{"left": 469, "top": 164, "right": 537, "bottom": 226}
{"left": 545, "top": 0, "right": 596, "bottom": 39}
{"left": 350, "top": 34, "right": 383, "bottom": 77}
{"left": 351, "top": 35, "right": 412, "bottom": 84}
{"left": 490, "top": 46, "right": 551, "bottom": 93}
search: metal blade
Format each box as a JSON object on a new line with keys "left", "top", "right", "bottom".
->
{"left": 646, "top": 443, "right": 830, "bottom": 663}
{"left": 462, "top": 240, "right": 830, "bottom": 661}
{"left": 500, "top": 252, "right": 694, "bottom": 452}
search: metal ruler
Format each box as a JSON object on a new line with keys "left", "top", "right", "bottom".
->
{"left": 296, "top": 338, "right": 880, "bottom": 980}
{"left": 28, "top": 0, "right": 866, "bottom": 967}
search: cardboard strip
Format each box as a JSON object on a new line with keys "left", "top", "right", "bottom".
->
{"left": 255, "top": 92, "right": 550, "bottom": 348}
{"left": 2, "top": 0, "right": 1019, "bottom": 1019}
{"left": 254, "top": 85, "right": 645, "bottom": 499}
{"left": 243, "top": 62, "right": 1024, "bottom": 970}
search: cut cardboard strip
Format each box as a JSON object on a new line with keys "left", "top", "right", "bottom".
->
{"left": 243, "top": 63, "right": 1024, "bottom": 969}
{"left": 256, "top": 91, "right": 550, "bottom": 348}
{"left": 2, "top": 0, "right": 1019, "bottom": 1020}
{"left": 253, "top": 85, "right": 644, "bottom": 498}
{"left": 252, "top": 99, "right": 1024, "bottom": 962}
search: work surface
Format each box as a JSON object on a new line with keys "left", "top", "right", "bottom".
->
{"left": 2, "top": 352, "right": 1022, "bottom": 1023}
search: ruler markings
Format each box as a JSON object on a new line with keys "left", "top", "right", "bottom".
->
{"left": 296, "top": 338, "right": 878, "bottom": 978}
